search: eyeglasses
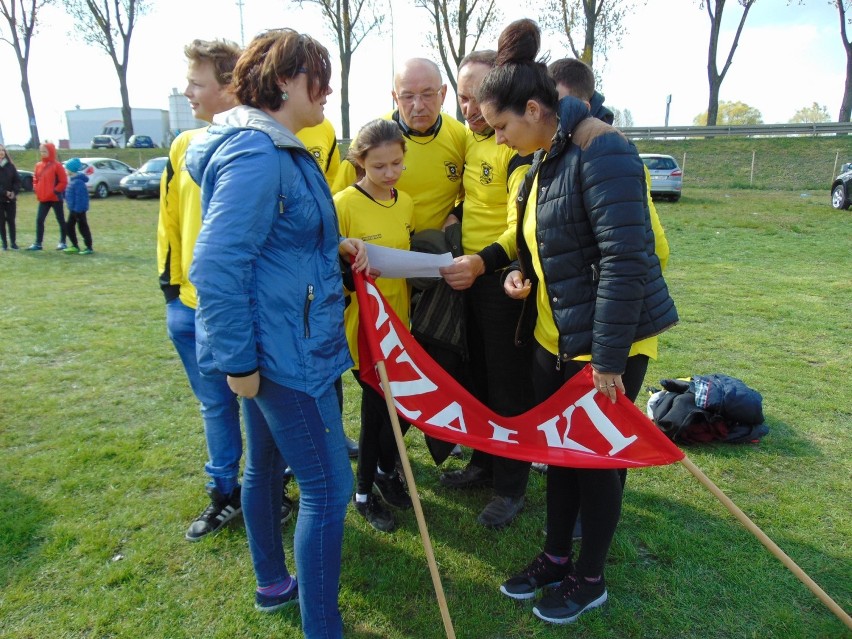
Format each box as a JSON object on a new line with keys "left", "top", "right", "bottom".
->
{"left": 396, "top": 88, "right": 442, "bottom": 105}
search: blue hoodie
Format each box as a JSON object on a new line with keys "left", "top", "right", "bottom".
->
{"left": 65, "top": 172, "right": 90, "bottom": 213}
{"left": 186, "top": 106, "right": 352, "bottom": 397}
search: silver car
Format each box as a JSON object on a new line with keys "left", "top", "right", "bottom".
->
{"left": 74, "top": 157, "right": 135, "bottom": 199}
{"left": 640, "top": 154, "right": 683, "bottom": 202}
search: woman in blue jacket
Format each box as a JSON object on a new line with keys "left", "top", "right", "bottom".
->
{"left": 187, "top": 29, "right": 367, "bottom": 638}
{"left": 478, "top": 20, "right": 678, "bottom": 626}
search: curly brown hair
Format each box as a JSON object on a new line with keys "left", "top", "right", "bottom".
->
{"left": 233, "top": 29, "right": 331, "bottom": 111}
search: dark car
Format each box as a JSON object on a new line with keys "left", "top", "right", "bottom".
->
{"left": 830, "top": 162, "right": 852, "bottom": 209}
{"left": 91, "top": 135, "right": 119, "bottom": 149}
{"left": 119, "top": 156, "right": 168, "bottom": 198}
{"left": 126, "top": 135, "right": 155, "bottom": 148}
{"left": 17, "top": 170, "right": 34, "bottom": 192}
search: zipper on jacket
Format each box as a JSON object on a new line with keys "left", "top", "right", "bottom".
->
{"left": 303, "top": 284, "right": 315, "bottom": 338}
{"left": 556, "top": 355, "right": 561, "bottom": 371}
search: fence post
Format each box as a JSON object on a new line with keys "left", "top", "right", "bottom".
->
{"left": 750, "top": 150, "right": 756, "bottom": 187}
{"left": 682, "top": 152, "right": 687, "bottom": 181}
{"left": 833, "top": 150, "right": 840, "bottom": 183}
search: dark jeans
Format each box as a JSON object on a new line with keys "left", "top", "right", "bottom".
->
{"left": 0, "top": 199, "right": 16, "bottom": 247}
{"left": 352, "top": 370, "right": 401, "bottom": 494}
{"left": 66, "top": 211, "right": 92, "bottom": 249}
{"left": 534, "top": 345, "right": 649, "bottom": 578}
{"left": 464, "top": 272, "right": 535, "bottom": 498}
{"left": 35, "top": 200, "right": 66, "bottom": 245}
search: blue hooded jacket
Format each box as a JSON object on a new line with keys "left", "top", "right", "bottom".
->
{"left": 65, "top": 172, "right": 89, "bottom": 213}
{"left": 186, "top": 106, "right": 352, "bottom": 397}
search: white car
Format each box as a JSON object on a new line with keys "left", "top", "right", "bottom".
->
{"left": 72, "top": 157, "right": 135, "bottom": 199}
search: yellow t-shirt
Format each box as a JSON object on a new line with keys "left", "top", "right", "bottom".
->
{"left": 297, "top": 118, "right": 340, "bottom": 187}
{"left": 460, "top": 129, "right": 529, "bottom": 258}
{"left": 334, "top": 185, "right": 415, "bottom": 369}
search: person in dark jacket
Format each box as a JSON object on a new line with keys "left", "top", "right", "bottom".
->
{"left": 0, "top": 144, "right": 21, "bottom": 250}
{"left": 27, "top": 142, "right": 68, "bottom": 251}
{"left": 62, "top": 158, "right": 93, "bottom": 254}
{"left": 477, "top": 20, "right": 678, "bottom": 625}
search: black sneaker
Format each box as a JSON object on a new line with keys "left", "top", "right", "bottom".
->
{"left": 353, "top": 493, "right": 395, "bottom": 532}
{"left": 438, "top": 464, "right": 492, "bottom": 489}
{"left": 255, "top": 578, "right": 299, "bottom": 613}
{"left": 344, "top": 435, "right": 359, "bottom": 459}
{"left": 532, "top": 574, "right": 607, "bottom": 624}
{"left": 374, "top": 471, "right": 412, "bottom": 510}
{"left": 477, "top": 495, "right": 524, "bottom": 529}
{"left": 185, "top": 485, "right": 242, "bottom": 541}
{"left": 500, "top": 552, "right": 571, "bottom": 600}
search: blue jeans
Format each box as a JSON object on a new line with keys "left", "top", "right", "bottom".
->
{"left": 242, "top": 378, "right": 352, "bottom": 639}
{"left": 165, "top": 298, "right": 241, "bottom": 496}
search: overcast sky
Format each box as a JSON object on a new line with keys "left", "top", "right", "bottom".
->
{"left": 0, "top": 0, "right": 844, "bottom": 146}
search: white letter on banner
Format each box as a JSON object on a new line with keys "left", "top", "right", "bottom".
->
{"left": 537, "top": 389, "right": 638, "bottom": 456}
{"left": 365, "top": 282, "right": 389, "bottom": 329}
{"left": 424, "top": 401, "right": 467, "bottom": 434}
{"left": 488, "top": 421, "right": 518, "bottom": 444}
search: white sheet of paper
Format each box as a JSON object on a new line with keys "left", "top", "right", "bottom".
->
{"left": 366, "top": 244, "right": 453, "bottom": 279}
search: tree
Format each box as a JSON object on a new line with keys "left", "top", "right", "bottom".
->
{"left": 415, "top": 0, "right": 501, "bottom": 120}
{"left": 834, "top": 0, "right": 852, "bottom": 121}
{"left": 539, "top": 0, "right": 642, "bottom": 69}
{"left": 701, "top": 0, "right": 755, "bottom": 126}
{"left": 292, "top": 0, "right": 384, "bottom": 138}
{"left": 789, "top": 102, "right": 831, "bottom": 123}
{"left": 0, "top": 0, "right": 54, "bottom": 147}
{"left": 63, "top": 0, "right": 150, "bottom": 143}
{"left": 693, "top": 100, "right": 763, "bottom": 125}
{"left": 611, "top": 106, "right": 634, "bottom": 127}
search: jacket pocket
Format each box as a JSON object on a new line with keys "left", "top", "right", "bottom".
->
{"left": 303, "top": 284, "right": 315, "bottom": 338}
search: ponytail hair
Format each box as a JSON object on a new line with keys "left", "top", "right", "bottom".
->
{"left": 477, "top": 19, "right": 557, "bottom": 115}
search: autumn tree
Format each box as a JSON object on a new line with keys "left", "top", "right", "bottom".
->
{"left": 415, "top": 0, "right": 501, "bottom": 120}
{"left": 539, "top": 0, "right": 643, "bottom": 69}
{"left": 693, "top": 100, "right": 763, "bottom": 125}
{"left": 611, "top": 106, "right": 634, "bottom": 127}
{"left": 0, "top": 0, "right": 54, "bottom": 147}
{"left": 701, "top": 0, "right": 755, "bottom": 126}
{"left": 63, "top": 0, "right": 150, "bottom": 143}
{"left": 291, "top": 0, "right": 383, "bottom": 138}
{"left": 790, "top": 102, "right": 831, "bottom": 123}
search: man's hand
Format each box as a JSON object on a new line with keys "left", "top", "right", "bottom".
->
{"left": 227, "top": 372, "right": 260, "bottom": 399}
{"left": 439, "top": 254, "right": 484, "bottom": 291}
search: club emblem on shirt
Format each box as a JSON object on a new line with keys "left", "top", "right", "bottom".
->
{"left": 307, "top": 146, "right": 326, "bottom": 169}
{"left": 480, "top": 161, "right": 494, "bottom": 185}
{"left": 444, "top": 161, "right": 460, "bottom": 182}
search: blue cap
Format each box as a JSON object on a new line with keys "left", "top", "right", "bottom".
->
{"left": 65, "top": 158, "right": 83, "bottom": 173}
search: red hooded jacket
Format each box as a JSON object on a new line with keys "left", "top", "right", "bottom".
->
{"left": 33, "top": 143, "right": 68, "bottom": 203}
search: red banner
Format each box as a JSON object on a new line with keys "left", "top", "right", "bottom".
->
{"left": 353, "top": 271, "right": 684, "bottom": 469}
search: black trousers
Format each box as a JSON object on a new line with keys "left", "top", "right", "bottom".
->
{"left": 66, "top": 211, "right": 93, "bottom": 249}
{"left": 35, "top": 200, "right": 66, "bottom": 245}
{"left": 535, "top": 345, "right": 649, "bottom": 578}
{"left": 352, "top": 370, "right": 402, "bottom": 495}
{"left": 0, "top": 199, "right": 16, "bottom": 247}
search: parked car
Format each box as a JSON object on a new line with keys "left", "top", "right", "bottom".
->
{"left": 17, "top": 169, "right": 34, "bottom": 192}
{"left": 639, "top": 153, "right": 683, "bottom": 202}
{"left": 126, "top": 135, "right": 155, "bottom": 149}
{"left": 830, "top": 162, "right": 852, "bottom": 209}
{"left": 91, "top": 135, "right": 119, "bottom": 149}
{"left": 119, "top": 156, "right": 167, "bottom": 198}
{"left": 67, "top": 158, "right": 134, "bottom": 198}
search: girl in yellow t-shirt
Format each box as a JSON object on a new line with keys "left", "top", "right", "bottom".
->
{"left": 333, "top": 119, "right": 414, "bottom": 533}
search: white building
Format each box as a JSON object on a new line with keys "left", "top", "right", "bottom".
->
{"left": 64, "top": 107, "right": 169, "bottom": 149}
{"left": 168, "top": 88, "right": 206, "bottom": 136}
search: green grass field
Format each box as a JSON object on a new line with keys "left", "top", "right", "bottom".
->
{"left": 0, "top": 181, "right": 850, "bottom": 638}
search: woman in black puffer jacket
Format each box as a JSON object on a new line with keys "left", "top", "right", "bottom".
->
{"left": 478, "top": 19, "right": 678, "bottom": 626}
{"left": 0, "top": 144, "right": 21, "bottom": 250}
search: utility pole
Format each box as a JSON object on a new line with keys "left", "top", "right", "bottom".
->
{"left": 236, "top": 0, "right": 245, "bottom": 47}
{"left": 665, "top": 94, "right": 671, "bottom": 127}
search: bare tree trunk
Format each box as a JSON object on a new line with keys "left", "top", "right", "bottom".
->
{"left": 340, "top": 54, "right": 351, "bottom": 138}
{"left": 19, "top": 61, "right": 40, "bottom": 147}
{"left": 704, "top": 0, "right": 754, "bottom": 127}
{"left": 838, "top": 0, "right": 852, "bottom": 122}
{"left": 118, "top": 70, "right": 133, "bottom": 142}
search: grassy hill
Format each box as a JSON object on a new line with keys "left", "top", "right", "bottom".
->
{"left": 9, "top": 134, "right": 852, "bottom": 193}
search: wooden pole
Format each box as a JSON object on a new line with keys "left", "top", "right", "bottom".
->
{"left": 750, "top": 150, "right": 756, "bottom": 186}
{"left": 832, "top": 150, "right": 840, "bottom": 183}
{"left": 679, "top": 456, "right": 852, "bottom": 631}
{"left": 374, "top": 360, "right": 457, "bottom": 639}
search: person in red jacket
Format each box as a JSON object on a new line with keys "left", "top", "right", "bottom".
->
{"left": 26, "top": 142, "right": 68, "bottom": 250}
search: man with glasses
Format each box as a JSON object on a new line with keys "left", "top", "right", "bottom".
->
{"left": 333, "top": 58, "right": 466, "bottom": 233}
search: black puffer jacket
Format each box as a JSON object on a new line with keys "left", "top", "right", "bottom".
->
{"left": 513, "top": 97, "right": 678, "bottom": 373}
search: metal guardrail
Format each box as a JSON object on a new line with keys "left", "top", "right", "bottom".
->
{"left": 622, "top": 121, "right": 852, "bottom": 139}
